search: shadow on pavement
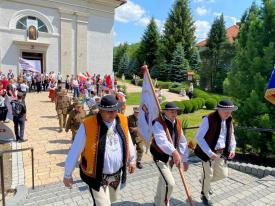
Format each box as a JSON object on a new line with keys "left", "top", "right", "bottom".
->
{"left": 0, "top": 122, "right": 15, "bottom": 143}
{"left": 56, "top": 161, "right": 79, "bottom": 168}
{"left": 40, "top": 115, "right": 57, "bottom": 119}
{"left": 39, "top": 126, "right": 60, "bottom": 132}
{"left": 49, "top": 139, "right": 71, "bottom": 144}
{"left": 40, "top": 100, "right": 52, "bottom": 103}
{"left": 112, "top": 198, "right": 196, "bottom": 206}
{"left": 47, "top": 149, "right": 69, "bottom": 155}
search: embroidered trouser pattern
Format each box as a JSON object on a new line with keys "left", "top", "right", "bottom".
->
{"left": 89, "top": 173, "right": 121, "bottom": 206}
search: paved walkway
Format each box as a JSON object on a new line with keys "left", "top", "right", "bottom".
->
{"left": 14, "top": 92, "right": 151, "bottom": 188}
{"left": 19, "top": 159, "right": 275, "bottom": 206}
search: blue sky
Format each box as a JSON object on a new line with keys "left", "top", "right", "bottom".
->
{"left": 114, "top": 0, "right": 262, "bottom": 45}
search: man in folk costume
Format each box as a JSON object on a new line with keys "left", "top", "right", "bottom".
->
{"left": 194, "top": 100, "right": 237, "bottom": 206}
{"left": 150, "top": 102, "right": 189, "bottom": 206}
{"left": 63, "top": 95, "right": 136, "bottom": 205}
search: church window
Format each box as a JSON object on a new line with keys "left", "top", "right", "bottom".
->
{"left": 16, "top": 16, "right": 48, "bottom": 33}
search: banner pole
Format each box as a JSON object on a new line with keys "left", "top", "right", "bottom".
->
{"left": 143, "top": 65, "right": 194, "bottom": 206}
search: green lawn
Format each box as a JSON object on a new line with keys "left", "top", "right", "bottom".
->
{"left": 126, "top": 92, "right": 166, "bottom": 105}
{"left": 126, "top": 92, "right": 141, "bottom": 105}
{"left": 116, "top": 77, "right": 132, "bottom": 84}
{"left": 178, "top": 109, "right": 214, "bottom": 143}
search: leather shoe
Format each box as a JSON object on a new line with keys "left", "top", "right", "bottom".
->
{"left": 201, "top": 195, "right": 213, "bottom": 206}
{"left": 136, "top": 162, "right": 143, "bottom": 169}
{"left": 199, "top": 179, "right": 213, "bottom": 195}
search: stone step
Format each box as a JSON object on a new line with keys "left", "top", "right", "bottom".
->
{"left": 16, "top": 163, "right": 275, "bottom": 206}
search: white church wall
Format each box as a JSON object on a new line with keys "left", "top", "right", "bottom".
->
{"left": 0, "top": 0, "right": 60, "bottom": 75}
{"left": 87, "top": 13, "right": 114, "bottom": 76}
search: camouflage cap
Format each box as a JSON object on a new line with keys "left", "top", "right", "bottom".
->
{"left": 73, "top": 100, "right": 82, "bottom": 107}
{"left": 133, "top": 107, "right": 139, "bottom": 113}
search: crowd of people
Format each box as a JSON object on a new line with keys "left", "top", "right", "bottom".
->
{"left": 0, "top": 68, "right": 238, "bottom": 206}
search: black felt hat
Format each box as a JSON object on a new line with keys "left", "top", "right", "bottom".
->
{"left": 97, "top": 95, "right": 119, "bottom": 111}
{"left": 216, "top": 99, "right": 238, "bottom": 111}
{"left": 163, "top": 102, "right": 179, "bottom": 110}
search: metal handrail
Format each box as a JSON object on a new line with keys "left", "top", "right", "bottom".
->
{"left": 0, "top": 147, "right": 34, "bottom": 206}
{"left": 184, "top": 126, "right": 275, "bottom": 133}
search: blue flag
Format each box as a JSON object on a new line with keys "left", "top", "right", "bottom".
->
{"left": 265, "top": 66, "right": 275, "bottom": 105}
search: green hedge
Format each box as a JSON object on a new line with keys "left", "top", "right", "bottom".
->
{"left": 138, "top": 79, "right": 143, "bottom": 86}
{"left": 161, "top": 98, "right": 205, "bottom": 114}
{"left": 168, "top": 87, "right": 182, "bottom": 94}
{"left": 156, "top": 81, "right": 173, "bottom": 89}
{"left": 205, "top": 98, "right": 217, "bottom": 109}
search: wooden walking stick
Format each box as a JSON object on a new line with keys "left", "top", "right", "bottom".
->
{"left": 142, "top": 65, "right": 194, "bottom": 206}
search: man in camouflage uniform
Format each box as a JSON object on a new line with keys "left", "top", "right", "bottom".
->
{"left": 128, "top": 107, "right": 145, "bottom": 169}
{"left": 56, "top": 89, "right": 71, "bottom": 132}
{"left": 65, "top": 101, "right": 86, "bottom": 141}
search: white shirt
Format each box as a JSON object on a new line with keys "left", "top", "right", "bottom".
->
{"left": 195, "top": 116, "right": 236, "bottom": 158}
{"left": 152, "top": 118, "right": 189, "bottom": 163}
{"left": 64, "top": 119, "right": 135, "bottom": 179}
{"left": 20, "top": 83, "right": 29, "bottom": 92}
{"left": 72, "top": 80, "right": 79, "bottom": 87}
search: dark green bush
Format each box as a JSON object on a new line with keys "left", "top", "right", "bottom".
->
{"left": 205, "top": 98, "right": 217, "bottom": 109}
{"left": 156, "top": 81, "right": 173, "bottom": 89}
{"left": 170, "top": 82, "right": 182, "bottom": 88}
{"left": 190, "top": 99, "right": 199, "bottom": 112}
{"left": 193, "top": 88, "right": 210, "bottom": 99}
{"left": 174, "top": 101, "right": 185, "bottom": 115}
{"left": 168, "top": 87, "right": 182, "bottom": 94}
{"left": 138, "top": 79, "right": 143, "bottom": 86}
{"left": 183, "top": 101, "right": 193, "bottom": 113}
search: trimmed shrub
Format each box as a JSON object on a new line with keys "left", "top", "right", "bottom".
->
{"left": 168, "top": 87, "right": 182, "bottom": 94}
{"left": 156, "top": 81, "right": 173, "bottom": 89}
{"left": 170, "top": 82, "right": 182, "bottom": 88}
{"left": 195, "top": 98, "right": 205, "bottom": 109}
{"left": 205, "top": 98, "right": 217, "bottom": 109}
{"left": 193, "top": 88, "right": 210, "bottom": 99}
{"left": 183, "top": 101, "right": 193, "bottom": 113}
{"left": 190, "top": 99, "right": 199, "bottom": 112}
{"left": 138, "top": 79, "right": 143, "bottom": 86}
{"left": 174, "top": 101, "right": 185, "bottom": 115}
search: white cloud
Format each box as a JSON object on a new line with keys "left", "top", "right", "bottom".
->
{"left": 136, "top": 16, "right": 150, "bottom": 27}
{"left": 194, "top": 0, "right": 215, "bottom": 3}
{"left": 213, "top": 12, "right": 222, "bottom": 16}
{"left": 115, "top": 41, "right": 121, "bottom": 47}
{"left": 213, "top": 12, "right": 239, "bottom": 26}
{"left": 195, "top": 20, "right": 211, "bottom": 39}
{"left": 115, "top": 0, "right": 163, "bottom": 30}
{"left": 226, "top": 16, "right": 238, "bottom": 25}
{"left": 115, "top": 0, "right": 145, "bottom": 23}
{"left": 196, "top": 7, "right": 208, "bottom": 16}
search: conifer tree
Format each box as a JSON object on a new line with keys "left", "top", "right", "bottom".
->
{"left": 113, "top": 43, "right": 128, "bottom": 73}
{"left": 224, "top": 1, "right": 275, "bottom": 157}
{"left": 137, "top": 18, "right": 160, "bottom": 70}
{"left": 161, "top": 0, "right": 196, "bottom": 65}
{"left": 118, "top": 52, "right": 129, "bottom": 76}
{"left": 168, "top": 44, "right": 190, "bottom": 82}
